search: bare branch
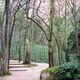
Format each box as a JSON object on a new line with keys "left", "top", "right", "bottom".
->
{"left": 36, "top": 0, "right": 49, "bottom": 28}
{"left": 27, "top": 16, "right": 48, "bottom": 40}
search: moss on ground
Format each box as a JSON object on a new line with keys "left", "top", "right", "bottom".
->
{"left": 23, "top": 62, "right": 37, "bottom": 67}
{"left": 42, "top": 66, "right": 58, "bottom": 74}
{"left": 4, "top": 71, "right": 11, "bottom": 76}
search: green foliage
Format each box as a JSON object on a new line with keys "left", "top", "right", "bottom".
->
{"left": 42, "top": 66, "right": 58, "bottom": 74}
{"left": 0, "top": 0, "right": 4, "bottom": 11}
{"left": 3, "top": 71, "right": 11, "bottom": 76}
{"left": 30, "top": 44, "right": 48, "bottom": 63}
{"left": 67, "top": 30, "right": 75, "bottom": 51}
{"left": 68, "top": 54, "right": 80, "bottom": 62}
{"left": 54, "top": 61, "right": 80, "bottom": 80}
{"left": 10, "top": 44, "right": 48, "bottom": 63}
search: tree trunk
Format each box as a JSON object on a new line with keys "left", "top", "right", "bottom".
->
{"left": 75, "top": 27, "right": 79, "bottom": 54}
{"left": 25, "top": 46, "right": 30, "bottom": 64}
{"left": 64, "top": 0, "right": 68, "bottom": 62}
{"left": 23, "top": 28, "right": 27, "bottom": 58}
{"left": 2, "top": 0, "right": 10, "bottom": 74}
{"left": 48, "top": 0, "right": 55, "bottom": 67}
{"left": 19, "top": 46, "right": 21, "bottom": 62}
{"left": 3, "top": 47, "right": 9, "bottom": 73}
{"left": 23, "top": 28, "right": 30, "bottom": 64}
{"left": 31, "top": 0, "right": 36, "bottom": 45}
{"left": 48, "top": 40, "right": 54, "bottom": 67}
{"left": 57, "top": 46, "right": 62, "bottom": 65}
{"left": 71, "top": 0, "right": 79, "bottom": 54}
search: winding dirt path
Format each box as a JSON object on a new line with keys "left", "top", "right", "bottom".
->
{"left": 0, "top": 60, "right": 48, "bottom": 80}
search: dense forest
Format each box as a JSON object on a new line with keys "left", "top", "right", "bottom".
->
{"left": 0, "top": 0, "right": 80, "bottom": 80}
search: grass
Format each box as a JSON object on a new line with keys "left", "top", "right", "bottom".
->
{"left": 23, "top": 62, "right": 37, "bottom": 67}
{"left": 4, "top": 71, "right": 11, "bottom": 76}
{"left": 42, "top": 66, "right": 58, "bottom": 74}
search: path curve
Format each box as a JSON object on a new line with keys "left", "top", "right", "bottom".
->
{"left": 0, "top": 60, "right": 48, "bottom": 80}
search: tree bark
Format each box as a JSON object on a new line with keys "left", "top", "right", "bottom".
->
{"left": 48, "top": 40, "right": 54, "bottom": 67}
{"left": 2, "top": 0, "right": 10, "bottom": 74}
{"left": 31, "top": 0, "right": 36, "bottom": 45}
{"left": 48, "top": 0, "right": 55, "bottom": 67}
{"left": 3, "top": 47, "right": 9, "bottom": 73}
{"left": 25, "top": 46, "right": 30, "bottom": 64}
{"left": 18, "top": 46, "right": 21, "bottom": 62}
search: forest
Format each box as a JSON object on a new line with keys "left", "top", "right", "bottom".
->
{"left": 0, "top": 0, "right": 80, "bottom": 80}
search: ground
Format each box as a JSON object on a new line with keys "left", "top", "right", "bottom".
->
{"left": 0, "top": 60, "right": 48, "bottom": 80}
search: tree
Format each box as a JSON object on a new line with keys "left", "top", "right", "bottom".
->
{"left": 26, "top": 0, "right": 55, "bottom": 67}
{"left": 67, "top": 0, "right": 80, "bottom": 54}
{"left": 1, "top": 0, "right": 31, "bottom": 74}
{"left": 2, "top": 0, "right": 10, "bottom": 73}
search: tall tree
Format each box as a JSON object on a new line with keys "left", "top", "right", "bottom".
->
{"left": 2, "top": 0, "right": 10, "bottom": 73}
{"left": 67, "top": 0, "right": 79, "bottom": 54}
{"left": 1, "top": 0, "right": 31, "bottom": 74}
{"left": 47, "top": 0, "right": 55, "bottom": 67}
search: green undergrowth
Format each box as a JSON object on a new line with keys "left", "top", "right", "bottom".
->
{"left": 4, "top": 71, "right": 11, "bottom": 76}
{"left": 23, "top": 62, "right": 37, "bottom": 67}
{"left": 41, "top": 61, "right": 80, "bottom": 80}
{"left": 42, "top": 66, "right": 58, "bottom": 74}
{"left": 54, "top": 61, "right": 80, "bottom": 80}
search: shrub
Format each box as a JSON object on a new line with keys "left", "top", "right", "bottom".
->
{"left": 42, "top": 66, "right": 58, "bottom": 74}
{"left": 40, "top": 66, "right": 58, "bottom": 80}
{"left": 54, "top": 61, "right": 80, "bottom": 80}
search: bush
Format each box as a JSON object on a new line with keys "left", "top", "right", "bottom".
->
{"left": 40, "top": 66, "right": 58, "bottom": 80}
{"left": 54, "top": 61, "right": 80, "bottom": 80}
{"left": 42, "top": 66, "right": 58, "bottom": 74}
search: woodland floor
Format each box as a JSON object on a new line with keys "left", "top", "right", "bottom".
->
{"left": 0, "top": 60, "right": 48, "bottom": 80}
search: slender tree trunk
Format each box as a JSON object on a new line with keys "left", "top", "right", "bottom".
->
{"left": 73, "top": 11, "right": 79, "bottom": 54}
{"left": 2, "top": 0, "right": 10, "bottom": 74}
{"left": 25, "top": 29, "right": 30, "bottom": 64}
{"left": 3, "top": 47, "right": 9, "bottom": 73}
{"left": 18, "top": 26, "right": 22, "bottom": 62}
{"left": 31, "top": 0, "right": 36, "bottom": 45}
{"left": 19, "top": 46, "right": 21, "bottom": 62}
{"left": 23, "top": 28, "right": 27, "bottom": 57}
{"left": 24, "top": 3, "right": 30, "bottom": 64}
{"left": 75, "top": 24, "right": 79, "bottom": 54}
{"left": 64, "top": 0, "right": 68, "bottom": 62}
{"left": 48, "top": 40, "right": 54, "bottom": 67}
{"left": 48, "top": 0, "right": 55, "bottom": 67}
{"left": 25, "top": 46, "right": 30, "bottom": 64}
{"left": 23, "top": 28, "right": 30, "bottom": 64}
{"left": 71, "top": 0, "right": 79, "bottom": 54}
{"left": 57, "top": 45, "right": 63, "bottom": 65}
{"left": 9, "top": 15, "right": 16, "bottom": 62}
